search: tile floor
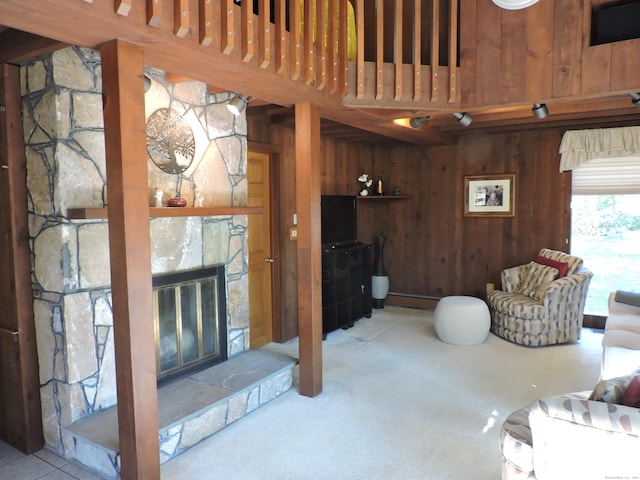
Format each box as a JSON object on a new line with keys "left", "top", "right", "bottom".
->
{"left": 0, "top": 439, "right": 107, "bottom": 480}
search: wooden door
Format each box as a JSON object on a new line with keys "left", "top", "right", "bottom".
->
{"left": 248, "top": 151, "right": 274, "bottom": 348}
{"left": 0, "top": 63, "right": 43, "bottom": 453}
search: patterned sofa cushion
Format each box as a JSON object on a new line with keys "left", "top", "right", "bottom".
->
{"left": 500, "top": 406, "right": 534, "bottom": 474}
{"left": 589, "top": 368, "right": 640, "bottom": 404}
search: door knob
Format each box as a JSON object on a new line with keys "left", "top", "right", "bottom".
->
{"left": 265, "top": 257, "right": 274, "bottom": 263}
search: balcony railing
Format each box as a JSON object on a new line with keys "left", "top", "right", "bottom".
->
{"left": 112, "top": 0, "right": 459, "bottom": 108}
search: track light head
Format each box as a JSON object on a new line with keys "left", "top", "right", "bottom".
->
{"left": 532, "top": 103, "right": 549, "bottom": 119}
{"left": 409, "top": 116, "right": 429, "bottom": 128}
{"left": 227, "top": 94, "right": 249, "bottom": 116}
{"left": 453, "top": 112, "right": 472, "bottom": 127}
{"left": 630, "top": 93, "right": 640, "bottom": 108}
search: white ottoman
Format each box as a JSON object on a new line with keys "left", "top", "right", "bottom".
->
{"left": 434, "top": 296, "right": 490, "bottom": 345}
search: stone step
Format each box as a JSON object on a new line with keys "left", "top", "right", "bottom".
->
{"left": 65, "top": 349, "right": 297, "bottom": 478}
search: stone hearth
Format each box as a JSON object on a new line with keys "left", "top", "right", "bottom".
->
{"left": 66, "top": 349, "right": 295, "bottom": 478}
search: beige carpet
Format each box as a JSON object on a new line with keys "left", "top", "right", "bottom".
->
{"left": 161, "top": 306, "right": 603, "bottom": 480}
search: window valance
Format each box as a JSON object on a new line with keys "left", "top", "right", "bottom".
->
{"left": 559, "top": 126, "right": 640, "bottom": 172}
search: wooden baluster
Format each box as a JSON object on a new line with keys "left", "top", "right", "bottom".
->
{"left": 259, "top": 0, "right": 271, "bottom": 68}
{"left": 222, "top": 0, "right": 235, "bottom": 54}
{"left": 147, "top": 0, "right": 162, "bottom": 27}
{"left": 431, "top": 0, "right": 440, "bottom": 103}
{"left": 116, "top": 0, "right": 132, "bottom": 16}
{"left": 338, "top": 0, "right": 348, "bottom": 96}
{"left": 355, "top": 0, "right": 364, "bottom": 99}
{"left": 327, "top": 0, "right": 338, "bottom": 94}
{"left": 375, "top": 0, "right": 383, "bottom": 100}
{"left": 242, "top": 0, "right": 255, "bottom": 61}
{"left": 275, "top": 0, "right": 287, "bottom": 73}
{"left": 448, "top": 0, "right": 458, "bottom": 104}
{"left": 175, "top": 0, "right": 190, "bottom": 38}
{"left": 199, "top": 0, "right": 214, "bottom": 46}
{"left": 290, "top": 0, "right": 302, "bottom": 80}
{"left": 394, "top": 0, "right": 402, "bottom": 100}
{"left": 303, "top": 0, "right": 314, "bottom": 85}
{"left": 413, "top": 0, "right": 421, "bottom": 102}
{"left": 316, "top": 0, "right": 327, "bottom": 90}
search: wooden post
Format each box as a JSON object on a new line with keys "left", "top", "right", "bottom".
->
{"left": 99, "top": 39, "right": 160, "bottom": 480}
{"left": 0, "top": 63, "right": 44, "bottom": 454}
{"left": 295, "top": 103, "right": 323, "bottom": 398}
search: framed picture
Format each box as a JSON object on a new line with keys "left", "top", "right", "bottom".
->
{"left": 463, "top": 173, "right": 516, "bottom": 217}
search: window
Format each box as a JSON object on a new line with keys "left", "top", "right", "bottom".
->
{"left": 571, "top": 194, "right": 640, "bottom": 316}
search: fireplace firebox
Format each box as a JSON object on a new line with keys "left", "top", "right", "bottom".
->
{"left": 152, "top": 266, "right": 228, "bottom": 384}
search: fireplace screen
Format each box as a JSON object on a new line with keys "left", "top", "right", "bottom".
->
{"left": 153, "top": 266, "right": 227, "bottom": 383}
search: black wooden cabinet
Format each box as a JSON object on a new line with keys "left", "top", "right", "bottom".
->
{"left": 321, "top": 242, "right": 372, "bottom": 337}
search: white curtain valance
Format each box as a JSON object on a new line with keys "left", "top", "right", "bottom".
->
{"left": 559, "top": 126, "right": 640, "bottom": 172}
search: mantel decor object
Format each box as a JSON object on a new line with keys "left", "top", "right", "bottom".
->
{"left": 167, "top": 197, "right": 187, "bottom": 207}
{"left": 372, "top": 235, "right": 389, "bottom": 309}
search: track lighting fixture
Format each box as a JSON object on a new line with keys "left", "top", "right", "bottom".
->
{"left": 409, "top": 116, "right": 429, "bottom": 128}
{"left": 532, "top": 103, "right": 549, "bottom": 119}
{"left": 453, "top": 112, "right": 472, "bottom": 127}
{"left": 227, "top": 94, "right": 249, "bottom": 116}
{"left": 630, "top": 93, "right": 640, "bottom": 108}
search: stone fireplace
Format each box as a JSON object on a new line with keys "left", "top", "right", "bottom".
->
{"left": 20, "top": 46, "right": 257, "bottom": 466}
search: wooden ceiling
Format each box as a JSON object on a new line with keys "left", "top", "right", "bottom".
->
{"left": 3, "top": 27, "right": 640, "bottom": 146}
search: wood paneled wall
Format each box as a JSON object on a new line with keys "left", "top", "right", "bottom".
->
{"left": 461, "top": 0, "right": 640, "bottom": 107}
{"left": 249, "top": 117, "right": 571, "bottom": 341}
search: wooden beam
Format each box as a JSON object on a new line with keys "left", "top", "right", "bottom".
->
{"left": 295, "top": 102, "right": 323, "bottom": 398}
{"left": 0, "top": 29, "right": 66, "bottom": 64}
{"left": 99, "top": 39, "right": 160, "bottom": 480}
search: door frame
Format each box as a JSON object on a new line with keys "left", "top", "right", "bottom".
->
{"left": 248, "top": 142, "right": 283, "bottom": 342}
{"left": 0, "top": 63, "right": 44, "bottom": 453}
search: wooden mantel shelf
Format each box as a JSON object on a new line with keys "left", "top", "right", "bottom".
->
{"left": 356, "top": 195, "right": 411, "bottom": 200}
{"left": 67, "top": 206, "right": 264, "bottom": 219}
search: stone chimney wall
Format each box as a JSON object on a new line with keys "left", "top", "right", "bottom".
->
{"left": 20, "top": 46, "right": 249, "bottom": 455}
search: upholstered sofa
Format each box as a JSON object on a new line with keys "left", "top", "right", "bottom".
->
{"left": 601, "top": 290, "right": 640, "bottom": 379}
{"left": 487, "top": 248, "right": 593, "bottom": 346}
{"left": 500, "top": 370, "right": 640, "bottom": 480}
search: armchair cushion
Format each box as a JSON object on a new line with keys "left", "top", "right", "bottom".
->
{"left": 516, "top": 262, "right": 559, "bottom": 300}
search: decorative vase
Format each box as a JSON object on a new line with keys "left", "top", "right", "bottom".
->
{"left": 167, "top": 197, "right": 187, "bottom": 207}
{"left": 371, "top": 235, "right": 389, "bottom": 308}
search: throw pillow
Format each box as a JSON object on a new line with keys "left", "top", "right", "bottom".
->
{"left": 517, "top": 262, "right": 559, "bottom": 300}
{"left": 615, "top": 290, "right": 640, "bottom": 308}
{"left": 536, "top": 255, "right": 569, "bottom": 278}
{"left": 622, "top": 375, "right": 640, "bottom": 407}
{"left": 589, "top": 375, "right": 630, "bottom": 404}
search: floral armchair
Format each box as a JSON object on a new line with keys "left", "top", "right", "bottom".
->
{"left": 500, "top": 370, "right": 640, "bottom": 480}
{"left": 487, "top": 248, "right": 593, "bottom": 346}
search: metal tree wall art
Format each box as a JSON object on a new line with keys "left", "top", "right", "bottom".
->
{"left": 146, "top": 107, "right": 196, "bottom": 197}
